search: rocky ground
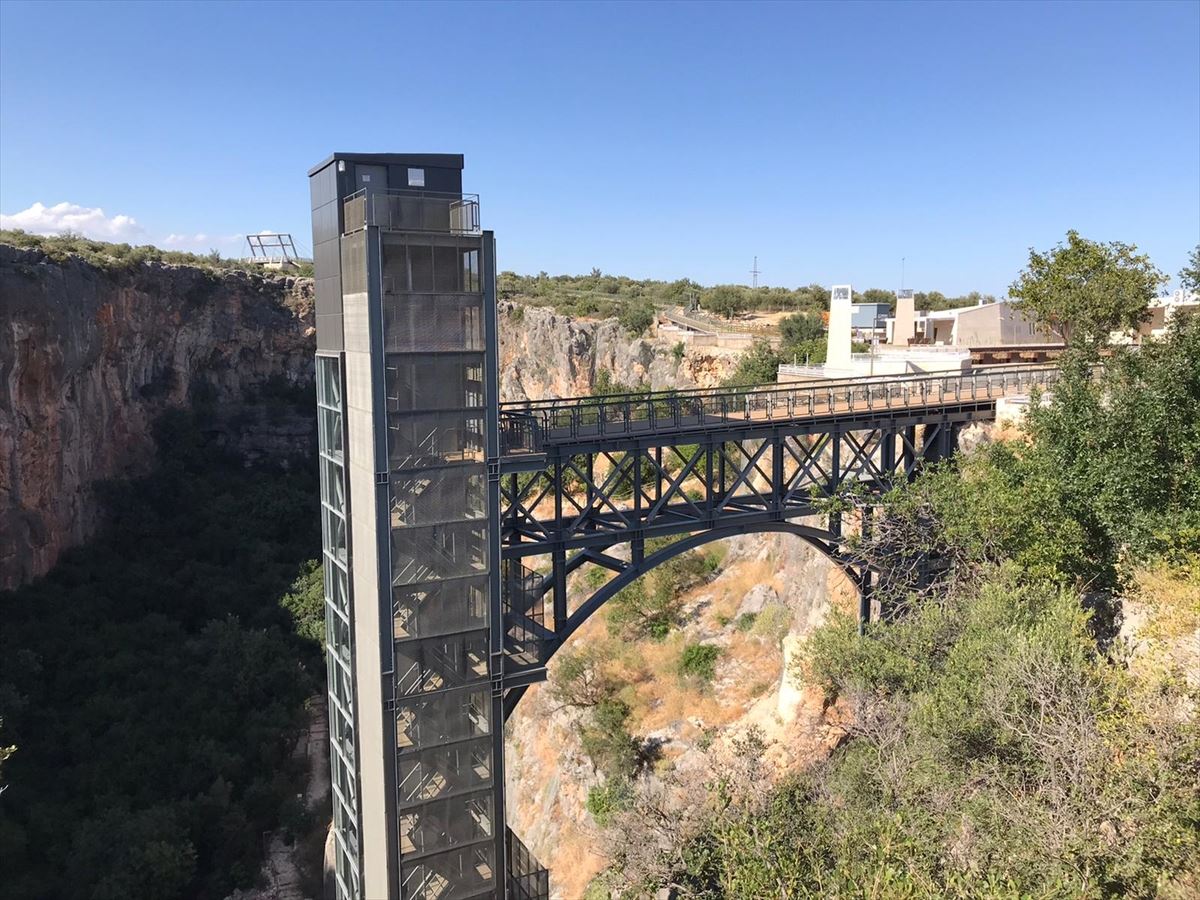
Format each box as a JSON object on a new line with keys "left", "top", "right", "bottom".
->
{"left": 506, "top": 529, "right": 860, "bottom": 899}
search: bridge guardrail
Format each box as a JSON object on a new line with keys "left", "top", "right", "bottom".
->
{"left": 499, "top": 365, "right": 1062, "bottom": 452}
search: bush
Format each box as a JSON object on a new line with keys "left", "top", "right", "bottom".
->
{"left": 586, "top": 779, "right": 633, "bottom": 826}
{"left": 734, "top": 612, "right": 757, "bottom": 632}
{"left": 677, "top": 643, "right": 721, "bottom": 684}
{"left": 579, "top": 699, "right": 641, "bottom": 781}
{"left": 618, "top": 302, "right": 655, "bottom": 336}
{"left": 672, "top": 341, "right": 686, "bottom": 363}
{"left": 723, "top": 340, "right": 784, "bottom": 387}
{"left": 704, "top": 285, "right": 748, "bottom": 320}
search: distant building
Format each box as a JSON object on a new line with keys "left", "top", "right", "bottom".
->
{"left": 1113, "top": 289, "right": 1200, "bottom": 344}
{"left": 851, "top": 301, "right": 890, "bottom": 339}
{"left": 885, "top": 298, "right": 1051, "bottom": 348}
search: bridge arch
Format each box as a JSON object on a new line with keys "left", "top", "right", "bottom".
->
{"left": 504, "top": 521, "right": 866, "bottom": 717}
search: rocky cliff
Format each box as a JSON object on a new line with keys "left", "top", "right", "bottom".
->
{"left": 499, "top": 302, "right": 739, "bottom": 400}
{"left": 0, "top": 244, "right": 316, "bottom": 589}
{"left": 505, "top": 530, "right": 859, "bottom": 899}
{"left": 0, "top": 254, "right": 739, "bottom": 590}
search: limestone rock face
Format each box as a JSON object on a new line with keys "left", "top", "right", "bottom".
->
{"left": 498, "top": 302, "right": 739, "bottom": 401}
{"left": 0, "top": 244, "right": 316, "bottom": 588}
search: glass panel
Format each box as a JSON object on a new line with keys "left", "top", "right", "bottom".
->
{"left": 318, "top": 357, "right": 343, "bottom": 408}
{"left": 320, "top": 407, "right": 345, "bottom": 459}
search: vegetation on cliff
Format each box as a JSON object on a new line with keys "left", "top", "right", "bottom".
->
{"left": 589, "top": 238, "right": 1200, "bottom": 898}
{"left": 0, "top": 229, "right": 313, "bottom": 277}
{"left": 498, "top": 269, "right": 990, "bottom": 324}
{"left": 0, "top": 411, "right": 324, "bottom": 900}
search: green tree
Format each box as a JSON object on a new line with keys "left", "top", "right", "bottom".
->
{"left": 704, "top": 285, "right": 747, "bottom": 320}
{"left": 618, "top": 301, "right": 655, "bottom": 336}
{"left": 1180, "top": 243, "right": 1200, "bottom": 293}
{"left": 1008, "top": 229, "right": 1166, "bottom": 348}
{"left": 778, "top": 312, "right": 823, "bottom": 348}
{"left": 723, "top": 340, "right": 783, "bottom": 386}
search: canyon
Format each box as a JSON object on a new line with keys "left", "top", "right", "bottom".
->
{"left": 0, "top": 249, "right": 740, "bottom": 590}
{"left": 0, "top": 245, "right": 848, "bottom": 899}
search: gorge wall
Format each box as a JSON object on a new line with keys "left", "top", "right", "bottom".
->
{"left": 0, "top": 244, "right": 316, "bottom": 589}
{"left": 498, "top": 302, "right": 739, "bottom": 400}
{"left": 0, "top": 248, "right": 739, "bottom": 589}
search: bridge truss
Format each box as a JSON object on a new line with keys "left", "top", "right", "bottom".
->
{"left": 493, "top": 366, "right": 1060, "bottom": 714}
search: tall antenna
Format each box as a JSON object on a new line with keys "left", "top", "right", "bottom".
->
{"left": 750, "top": 256, "right": 760, "bottom": 289}
{"left": 901, "top": 256, "right": 906, "bottom": 291}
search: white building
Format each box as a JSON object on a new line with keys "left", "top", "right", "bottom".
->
{"left": 885, "top": 298, "right": 1051, "bottom": 347}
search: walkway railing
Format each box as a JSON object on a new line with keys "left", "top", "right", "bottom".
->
{"left": 499, "top": 365, "right": 1060, "bottom": 452}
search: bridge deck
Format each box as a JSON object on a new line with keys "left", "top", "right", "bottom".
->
{"left": 500, "top": 365, "right": 1058, "bottom": 453}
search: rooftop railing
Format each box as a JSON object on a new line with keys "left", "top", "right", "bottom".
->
{"left": 343, "top": 188, "right": 481, "bottom": 235}
{"left": 499, "top": 365, "right": 1061, "bottom": 452}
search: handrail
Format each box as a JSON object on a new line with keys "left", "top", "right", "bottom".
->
{"left": 500, "top": 364, "right": 1058, "bottom": 413}
{"left": 498, "top": 365, "right": 1061, "bottom": 452}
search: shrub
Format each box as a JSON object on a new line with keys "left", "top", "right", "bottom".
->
{"left": 618, "top": 302, "right": 655, "bottom": 336}
{"left": 734, "top": 612, "right": 757, "bottom": 632}
{"left": 586, "top": 779, "right": 633, "bottom": 826}
{"left": 579, "top": 699, "right": 641, "bottom": 781}
{"left": 677, "top": 643, "right": 721, "bottom": 684}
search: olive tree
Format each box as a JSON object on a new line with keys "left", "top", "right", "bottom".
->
{"left": 1008, "top": 230, "right": 1165, "bottom": 348}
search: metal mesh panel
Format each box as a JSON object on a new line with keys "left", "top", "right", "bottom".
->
{"left": 393, "top": 575, "right": 488, "bottom": 641}
{"left": 386, "top": 354, "right": 485, "bottom": 413}
{"left": 396, "top": 686, "right": 491, "bottom": 753}
{"left": 340, "top": 232, "right": 367, "bottom": 295}
{"left": 399, "top": 790, "right": 493, "bottom": 857}
{"left": 391, "top": 466, "right": 486, "bottom": 528}
{"left": 397, "top": 736, "right": 492, "bottom": 808}
{"left": 391, "top": 521, "right": 488, "bottom": 586}
{"left": 400, "top": 844, "right": 495, "bottom": 900}
{"left": 383, "top": 294, "right": 484, "bottom": 352}
{"left": 387, "top": 411, "right": 485, "bottom": 470}
{"left": 394, "top": 631, "right": 489, "bottom": 696}
{"left": 502, "top": 560, "right": 548, "bottom": 670}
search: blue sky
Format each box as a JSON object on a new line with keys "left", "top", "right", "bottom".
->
{"left": 1, "top": 0, "right": 1197, "bottom": 295}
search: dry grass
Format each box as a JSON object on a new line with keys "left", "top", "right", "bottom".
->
{"left": 1129, "top": 560, "right": 1200, "bottom": 640}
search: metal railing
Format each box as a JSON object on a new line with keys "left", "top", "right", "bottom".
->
{"left": 343, "top": 188, "right": 481, "bottom": 235}
{"left": 499, "top": 365, "right": 1061, "bottom": 451}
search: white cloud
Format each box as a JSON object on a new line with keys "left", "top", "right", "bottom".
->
{"left": 1, "top": 202, "right": 284, "bottom": 259}
{"left": 162, "top": 232, "right": 245, "bottom": 255}
{"left": 0, "top": 201, "right": 143, "bottom": 241}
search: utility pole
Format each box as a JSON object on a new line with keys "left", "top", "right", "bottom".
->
{"left": 750, "top": 256, "right": 760, "bottom": 289}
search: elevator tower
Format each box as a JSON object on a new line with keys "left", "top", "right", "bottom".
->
{"left": 309, "top": 153, "right": 543, "bottom": 900}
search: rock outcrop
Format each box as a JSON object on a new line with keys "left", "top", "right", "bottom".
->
{"left": 505, "top": 526, "right": 859, "bottom": 899}
{"left": 0, "top": 244, "right": 315, "bottom": 589}
{"left": 499, "top": 302, "right": 739, "bottom": 400}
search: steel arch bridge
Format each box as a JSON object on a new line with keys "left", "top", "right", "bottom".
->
{"left": 493, "top": 365, "right": 1060, "bottom": 716}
